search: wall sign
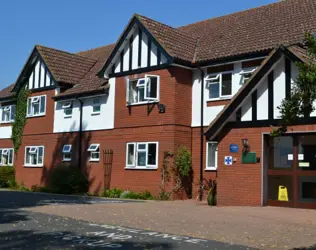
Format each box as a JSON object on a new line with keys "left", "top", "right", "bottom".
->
{"left": 229, "top": 144, "right": 239, "bottom": 153}
{"left": 224, "top": 156, "right": 233, "bottom": 165}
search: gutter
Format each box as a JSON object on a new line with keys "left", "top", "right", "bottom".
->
{"left": 198, "top": 67, "right": 205, "bottom": 201}
{"left": 77, "top": 98, "right": 84, "bottom": 169}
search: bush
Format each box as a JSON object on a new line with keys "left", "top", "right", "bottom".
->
{"left": 50, "top": 165, "right": 89, "bottom": 194}
{"left": 0, "top": 166, "right": 15, "bottom": 188}
{"left": 119, "top": 190, "right": 153, "bottom": 200}
{"left": 157, "top": 191, "right": 169, "bottom": 200}
{"left": 103, "top": 188, "right": 123, "bottom": 198}
{"left": 31, "top": 185, "right": 52, "bottom": 193}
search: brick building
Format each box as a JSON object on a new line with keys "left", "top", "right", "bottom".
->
{"left": 1, "top": 0, "right": 316, "bottom": 208}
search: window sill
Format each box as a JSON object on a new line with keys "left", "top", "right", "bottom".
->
{"left": 0, "top": 121, "right": 13, "bottom": 124}
{"left": 24, "top": 165, "right": 43, "bottom": 168}
{"left": 125, "top": 166, "right": 158, "bottom": 170}
{"left": 126, "top": 101, "right": 159, "bottom": 107}
{"left": 26, "top": 114, "right": 46, "bottom": 119}
{"left": 91, "top": 112, "right": 101, "bottom": 116}
{"left": 205, "top": 168, "right": 217, "bottom": 171}
{"left": 0, "top": 165, "right": 13, "bottom": 167}
{"left": 206, "top": 96, "right": 232, "bottom": 102}
{"left": 89, "top": 159, "right": 100, "bottom": 162}
{"left": 64, "top": 115, "right": 72, "bottom": 119}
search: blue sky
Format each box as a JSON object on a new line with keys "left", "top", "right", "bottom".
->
{"left": 0, "top": 0, "right": 276, "bottom": 90}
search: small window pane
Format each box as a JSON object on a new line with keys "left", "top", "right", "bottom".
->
{"left": 8, "top": 150, "right": 13, "bottom": 165}
{"left": 93, "top": 105, "right": 101, "bottom": 113}
{"left": 11, "top": 106, "right": 16, "bottom": 120}
{"left": 207, "top": 143, "right": 218, "bottom": 168}
{"left": 38, "top": 147, "right": 43, "bottom": 165}
{"left": 129, "top": 80, "right": 138, "bottom": 104}
{"left": 147, "top": 143, "right": 157, "bottom": 165}
{"left": 127, "top": 144, "right": 135, "bottom": 165}
{"left": 27, "top": 99, "right": 32, "bottom": 115}
{"left": 25, "top": 148, "right": 30, "bottom": 164}
{"left": 91, "top": 152, "right": 100, "bottom": 160}
{"left": 33, "top": 102, "right": 40, "bottom": 115}
{"left": 64, "top": 108, "right": 72, "bottom": 117}
{"left": 221, "top": 73, "right": 232, "bottom": 96}
{"left": 147, "top": 77, "right": 158, "bottom": 99}
{"left": 40, "top": 96, "right": 46, "bottom": 113}
{"left": 138, "top": 87, "right": 145, "bottom": 102}
{"left": 138, "top": 144, "right": 146, "bottom": 150}
{"left": 137, "top": 151, "right": 146, "bottom": 166}
{"left": 270, "top": 136, "right": 293, "bottom": 169}
{"left": 209, "top": 83, "right": 220, "bottom": 99}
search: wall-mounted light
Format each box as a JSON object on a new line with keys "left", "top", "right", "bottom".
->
{"left": 242, "top": 138, "right": 250, "bottom": 153}
{"left": 158, "top": 103, "right": 166, "bottom": 113}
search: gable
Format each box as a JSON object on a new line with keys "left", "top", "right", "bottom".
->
{"left": 99, "top": 17, "right": 172, "bottom": 78}
{"left": 27, "top": 58, "right": 55, "bottom": 90}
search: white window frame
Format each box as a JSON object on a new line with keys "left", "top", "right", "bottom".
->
{"left": 0, "top": 148, "right": 14, "bottom": 166}
{"left": 125, "top": 142, "right": 159, "bottom": 169}
{"left": 88, "top": 144, "right": 100, "bottom": 162}
{"left": 24, "top": 146, "right": 44, "bottom": 167}
{"left": 92, "top": 98, "right": 101, "bottom": 115}
{"left": 62, "top": 101, "right": 73, "bottom": 118}
{"left": 27, "top": 95, "right": 46, "bottom": 117}
{"left": 240, "top": 67, "right": 257, "bottom": 85}
{"left": 62, "top": 144, "right": 72, "bottom": 162}
{"left": 206, "top": 142, "right": 218, "bottom": 170}
{"left": 0, "top": 105, "right": 15, "bottom": 123}
{"left": 126, "top": 75, "right": 160, "bottom": 105}
{"left": 206, "top": 71, "right": 233, "bottom": 101}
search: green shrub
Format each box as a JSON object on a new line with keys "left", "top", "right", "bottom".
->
{"left": 103, "top": 188, "right": 123, "bottom": 198}
{"left": 31, "top": 185, "right": 52, "bottom": 193}
{"left": 157, "top": 191, "right": 169, "bottom": 200}
{"left": 0, "top": 166, "right": 15, "bottom": 188}
{"left": 120, "top": 190, "right": 153, "bottom": 200}
{"left": 50, "top": 165, "right": 89, "bottom": 194}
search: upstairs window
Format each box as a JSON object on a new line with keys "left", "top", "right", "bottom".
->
{"left": 62, "top": 144, "right": 72, "bottom": 162}
{"left": 0, "top": 105, "right": 15, "bottom": 123}
{"left": 206, "top": 72, "right": 232, "bottom": 100}
{"left": 127, "top": 75, "right": 160, "bottom": 105}
{"left": 88, "top": 144, "right": 100, "bottom": 162}
{"left": 0, "top": 148, "right": 14, "bottom": 166}
{"left": 62, "top": 102, "right": 73, "bottom": 118}
{"left": 24, "top": 146, "right": 44, "bottom": 167}
{"left": 206, "top": 142, "right": 218, "bottom": 170}
{"left": 27, "top": 95, "right": 46, "bottom": 117}
{"left": 126, "top": 142, "right": 158, "bottom": 169}
{"left": 92, "top": 98, "right": 101, "bottom": 115}
{"left": 240, "top": 67, "right": 256, "bottom": 85}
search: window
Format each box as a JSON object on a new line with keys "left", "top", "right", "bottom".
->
{"left": 206, "top": 72, "right": 232, "bottom": 100}
{"left": 62, "top": 144, "right": 72, "bottom": 161}
{"left": 0, "top": 105, "right": 15, "bottom": 123}
{"left": 0, "top": 148, "right": 14, "bottom": 166}
{"left": 88, "top": 144, "right": 100, "bottom": 161}
{"left": 127, "top": 75, "right": 160, "bottom": 105}
{"left": 240, "top": 67, "right": 256, "bottom": 85}
{"left": 206, "top": 142, "right": 218, "bottom": 170}
{"left": 24, "top": 146, "right": 44, "bottom": 167}
{"left": 126, "top": 142, "right": 158, "bottom": 169}
{"left": 92, "top": 98, "right": 101, "bottom": 115}
{"left": 27, "top": 95, "right": 46, "bottom": 117}
{"left": 62, "top": 102, "right": 73, "bottom": 118}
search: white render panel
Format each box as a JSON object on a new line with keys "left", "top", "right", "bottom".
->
{"left": 161, "top": 53, "right": 168, "bottom": 64}
{"left": 115, "top": 61, "right": 121, "bottom": 73}
{"left": 53, "top": 100, "right": 81, "bottom": 132}
{"left": 34, "top": 61, "right": 40, "bottom": 89}
{"left": 29, "top": 72, "right": 34, "bottom": 89}
{"left": 132, "top": 33, "right": 139, "bottom": 70}
{"left": 241, "top": 98, "right": 252, "bottom": 121}
{"left": 150, "top": 42, "right": 158, "bottom": 66}
{"left": 141, "top": 32, "right": 148, "bottom": 68}
{"left": 257, "top": 78, "right": 269, "bottom": 120}
{"left": 40, "top": 62, "right": 45, "bottom": 88}
{"left": 46, "top": 72, "right": 50, "bottom": 87}
{"left": 273, "top": 56, "right": 286, "bottom": 119}
{"left": 0, "top": 126, "right": 12, "bottom": 139}
{"left": 123, "top": 47, "right": 129, "bottom": 72}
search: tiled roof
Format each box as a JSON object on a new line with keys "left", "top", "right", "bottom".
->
{"left": 287, "top": 45, "right": 315, "bottom": 64}
{"left": 177, "top": 0, "right": 316, "bottom": 63}
{"left": 36, "top": 45, "right": 97, "bottom": 85}
{"left": 0, "top": 84, "right": 15, "bottom": 100}
{"left": 136, "top": 15, "right": 198, "bottom": 62}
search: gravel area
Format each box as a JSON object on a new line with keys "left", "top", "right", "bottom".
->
{"left": 25, "top": 198, "right": 316, "bottom": 250}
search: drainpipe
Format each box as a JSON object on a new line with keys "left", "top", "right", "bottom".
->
{"left": 77, "top": 98, "right": 83, "bottom": 169}
{"left": 198, "top": 67, "right": 205, "bottom": 201}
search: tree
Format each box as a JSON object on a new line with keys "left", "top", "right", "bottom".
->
{"left": 271, "top": 32, "right": 316, "bottom": 136}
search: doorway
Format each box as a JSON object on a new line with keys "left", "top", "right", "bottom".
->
{"left": 265, "top": 133, "right": 316, "bottom": 209}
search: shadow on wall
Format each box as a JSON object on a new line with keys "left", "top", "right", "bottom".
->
{"left": 39, "top": 121, "right": 100, "bottom": 193}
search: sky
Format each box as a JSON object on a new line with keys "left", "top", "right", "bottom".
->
{"left": 0, "top": 0, "right": 277, "bottom": 90}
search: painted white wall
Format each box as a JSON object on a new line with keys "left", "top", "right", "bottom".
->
{"left": 141, "top": 32, "right": 148, "bottom": 68}
{"left": 257, "top": 78, "right": 269, "bottom": 120}
{"left": 241, "top": 98, "right": 252, "bottom": 121}
{"left": 0, "top": 126, "right": 12, "bottom": 139}
{"left": 53, "top": 78, "right": 115, "bottom": 133}
{"left": 273, "top": 56, "right": 286, "bottom": 119}
{"left": 123, "top": 47, "right": 130, "bottom": 72}
{"left": 132, "top": 33, "right": 139, "bottom": 70}
{"left": 150, "top": 42, "right": 158, "bottom": 66}
{"left": 27, "top": 59, "right": 54, "bottom": 90}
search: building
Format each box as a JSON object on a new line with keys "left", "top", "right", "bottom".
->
{"left": 0, "top": 0, "right": 316, "bottom": 208}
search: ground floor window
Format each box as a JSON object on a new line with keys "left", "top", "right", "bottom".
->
{"left": 126, "top": 142, "right": 158, "bottom": 169}
{"left": 62, "top": 144, "right": 72, "bottom": 162}
{"left": 206, "top": 142, "right": 218, "bottom": 170}
{"left": 88, "top": 144, "right": 100, "bottom": 162}
{"left": 0, "top": 148, "right": 14, "bottom": 166}
{"left": 24, "top": 146, "right": 44, "bottom": 167}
